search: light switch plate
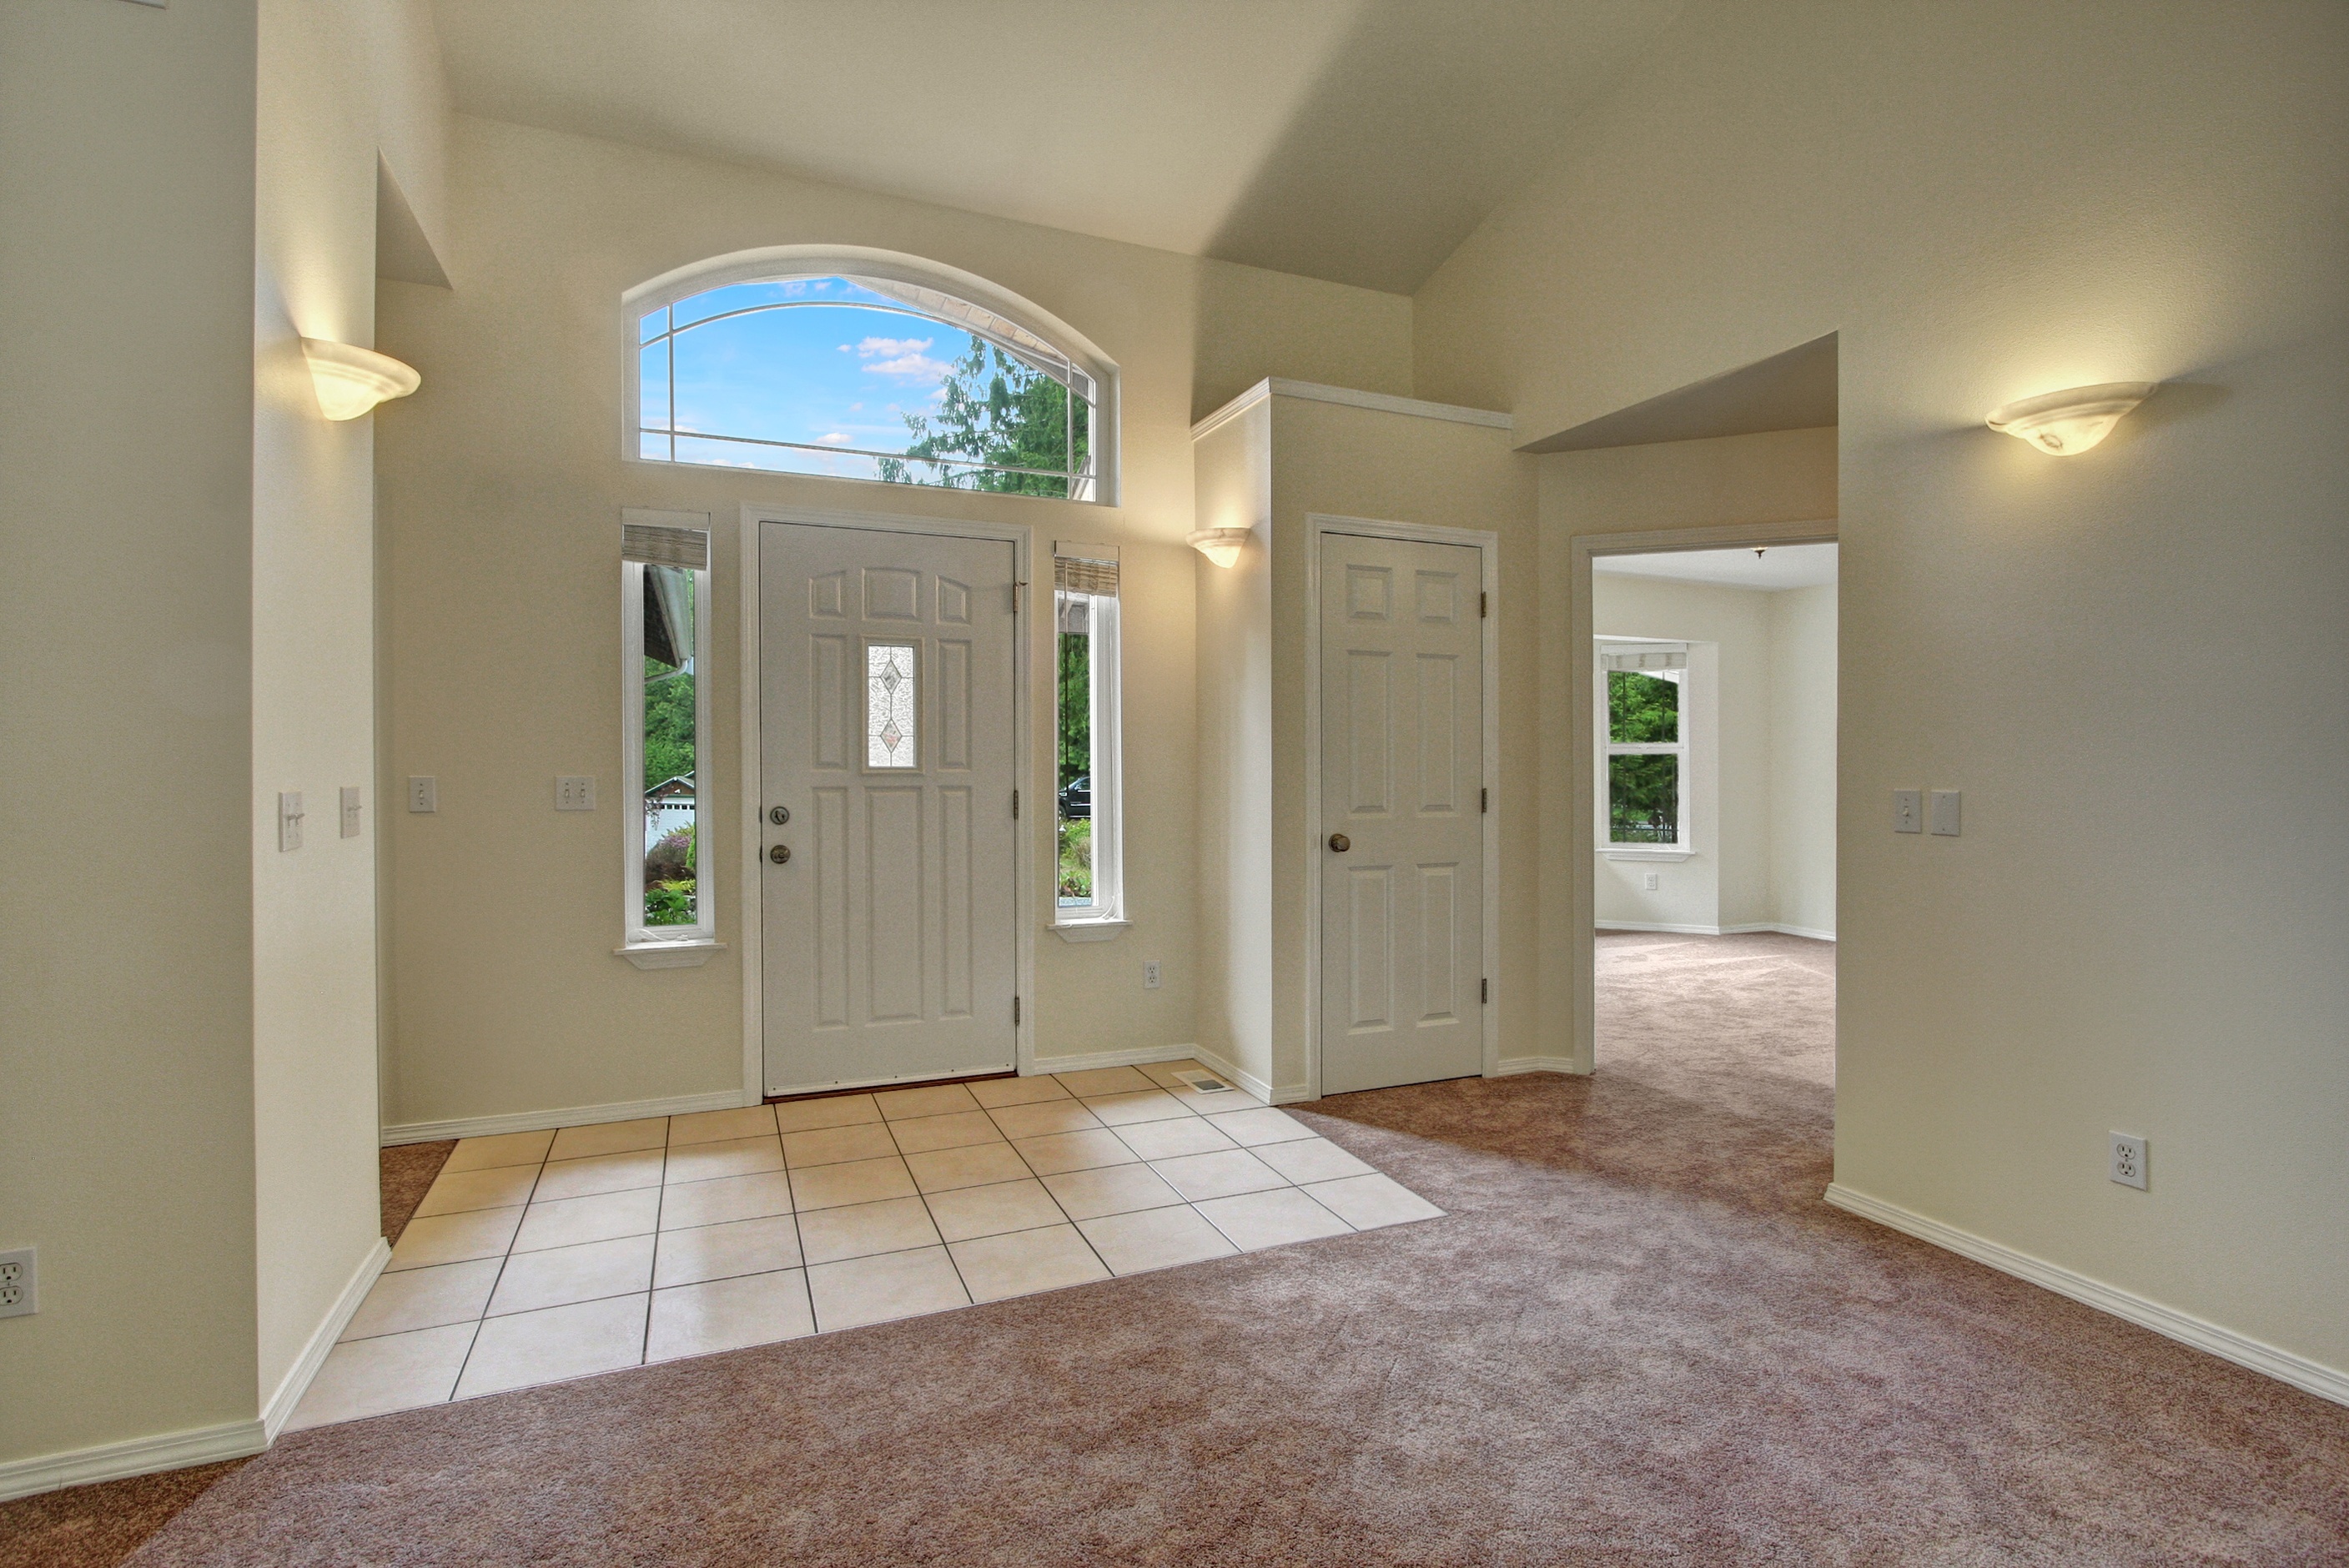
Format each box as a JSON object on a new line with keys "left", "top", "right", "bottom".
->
{"left": 340, "top": 787, "right": 363, "bottom": 838}
{"left": 1893, "top": 789, "right": 1923, "bottom": 833}
{"left": 1929, "top": 790, "right": 1963, "bottom": 836}
{"left": 278, "top": 791, "right": 304, "bottom": 852}
{"left": 408, "top": 776, "right": 437, "bottom": 813}
{"left": 556, "top": 776, "right": 596, "bottom": 812}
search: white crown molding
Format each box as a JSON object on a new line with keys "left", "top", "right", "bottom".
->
{"left": 262, "top": 1239, "right": 389, "bottom": 1440}
{"left": 1190, "top": 378, "right": 1512, "bottom": 441}
{"left": 381, "top": 1088, "right": 750, "bottom": 1146}
{"left": 1824, "top": 1183, "right": 2349, "bottom": 1409}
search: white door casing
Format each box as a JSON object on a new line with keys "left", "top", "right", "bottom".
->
{"left": 1317, "top": 530, "right": 1486, "bottom": 1095}
{"left": 759, "top": 520, "right": 1019, "bottom": 1094}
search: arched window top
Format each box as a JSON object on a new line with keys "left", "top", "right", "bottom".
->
{"left": 627, "top": 249, "right": 1115, "bottom": 503}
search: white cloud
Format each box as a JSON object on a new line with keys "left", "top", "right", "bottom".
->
{"left": 814, "top": 432, "right": 853, "bottom": 445}
{"left": 855, "top": 335, "right": 930, "bottom": 358}
{"left": 863, "top": 352, "right": 953, "bottom": 380}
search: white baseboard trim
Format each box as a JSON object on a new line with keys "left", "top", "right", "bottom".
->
{"left": 1493, "top": 1056, "right": 1583, "bottom": 1077}
{"left": 1185, "top": 1044, "right": 1312, "bottom": 1106}
{"left": 0, "top": 1417, "right": 269, "bottom": 1504}
{"left": 261, "top": 1237, "right": 388, "bottom": 1440}
{"left": 1597, "top": 920, "right": 1837, "bottom": 941}
{"left": 1823, "top": 1183, "right": 2349, "bottom": 1409}
{"left": 1029, "top": 1043, "right": 1200, "bottom": 1075}
{"left": 382, "top": 1088, "right": 748, "bottom": 1146}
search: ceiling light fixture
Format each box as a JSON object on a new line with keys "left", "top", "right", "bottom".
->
{"left": 1985, "top": 381, "right": 2157, "bottom": 456}
{"left": 301, "top": 338, "right": 420, "bottom": 420}
{"left": 1186, "top": 527, "right": 1251, "bottom": 569}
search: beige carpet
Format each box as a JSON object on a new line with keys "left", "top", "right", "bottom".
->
{"left": 29, "top": 935, "right": 2349, "bottom": 1563}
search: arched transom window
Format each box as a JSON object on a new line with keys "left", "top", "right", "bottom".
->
{"left": 635, "top": 273, "right": 1104, "bottom": 501}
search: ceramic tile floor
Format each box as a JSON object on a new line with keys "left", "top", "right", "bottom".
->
{"left": 290, "top": 1060, "right": 1443, "bottom": 1430}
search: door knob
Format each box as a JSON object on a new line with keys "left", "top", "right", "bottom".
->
{"left": 768, "top": 806, "right": 791, "bottom": 826}
{"left": 1327, "top": 833, "right": 1351, "bottom": 852}
{"left": 769, "top": 844, "right": 792, "bottom": 864}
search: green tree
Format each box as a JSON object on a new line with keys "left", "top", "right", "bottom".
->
{"left": 878, "top": 339, "right": 1086, "bottom": 496}
{"left": 644, "top": 660, "right": 695, "bottom": 790}
{"left": 1607, "top": 671, "right": 1680, "bottom": 839}
{"left": 1607, "top": 670, "right": 1677, "bottom": 743}
{"left": 1057, "top": 626, "right": 1090, "bottom": 789}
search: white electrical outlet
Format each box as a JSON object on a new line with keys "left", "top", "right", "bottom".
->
{"left": 1893, "top": 789, "right": 1923, "bottom": 833}
{"left": 2109, "top": 1132, "right": 2148, "bottom": 1190}
{"left": 0, "top": 1248, "right": 34, "bottom": 1319}
{"left": 340, "top": 786, "right": 363, "bottom": 837}
{"left": 556, "top": 776, "right": 596, "bottom": 812}
{"left": 1929, "top": 789, "right": 1963, "bottom": 837}
{"left": 408, "top": 776, "right": 437, "bottom": 813}
{"left": 277, "top": 791, "right": 304, "bottom": 852}
{"left": 1642, "top": 871, "right": 1659, "bottom": 892}
{"left": 1143, "top": 960, "right": 1162, "bottom": 990}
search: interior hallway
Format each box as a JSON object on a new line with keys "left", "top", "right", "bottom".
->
{"left": 18, "top": 936, "right": 2337, "bottom": 1565}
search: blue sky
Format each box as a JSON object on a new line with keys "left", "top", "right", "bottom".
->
{"left": 639, "top": 278, "right": 973, "bottom": 480}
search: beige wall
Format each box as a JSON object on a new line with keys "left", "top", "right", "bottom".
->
{"left": 1191, "top": 403, "right": 1276, "bottom": 1089}
{"left": 0, "top": 0, "right": 264, "bottom": 1470}
{"left": 1768, "top": 584, "right": 1836, "bottom": 938}
{"left": 250, "top": 0, "right": 446, "bottom": 1422}
{"left": 375, "top": 115, "right": 1414, "bottom": 1129}
{"left": 1431, "top": 2, "right": 2349, "bottom": 1375}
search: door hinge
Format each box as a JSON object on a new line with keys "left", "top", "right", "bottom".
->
{"left": 1481, "top": 977, "right": 1490, "bottom": 1003}
{"left": 1014, "top": 996, "right": 1022, "bottom": 1025}
{"left": 1480, "top": 591, "right": 1488, "bottom": 619}
{"left": 1013, "top": 788, "right": 1019, "bottom": 820}
{"left": 1481, "top": 787, "right": 1488, "bottom": 814}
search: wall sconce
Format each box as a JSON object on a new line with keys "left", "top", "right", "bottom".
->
{"left": 301, "top": 338, "right": 420, "bottom": 420}
{"left": 1186, "top": 527, "right": 1250, "bottom": 568}
{"left": 1986, "top": 381, "right": 2156, "bottom": 455}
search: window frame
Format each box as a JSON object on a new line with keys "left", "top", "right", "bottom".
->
{"left": 621, "top": 517, "right": 717, "bottom": 958}
{"left": 1595, "top": 640, "right": 1696, "bottom": 862}
{"left": 621, "top": 249, "right": 1119, "bottom": 506}
{"left": 1051, "top": 543, "right": 1124, "bottom": 938}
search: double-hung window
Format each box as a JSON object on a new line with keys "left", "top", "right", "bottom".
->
{"left": 621, "top": 511, "right": 715, "bottom": 957}
{"left": 1597, "top": 641, "right": 1690, "bottom": 855}
{"left": 1052, "top": 541, "right": 1124, "bottom": 936}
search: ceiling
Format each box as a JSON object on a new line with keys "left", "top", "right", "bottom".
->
{"left": 430, "top": 0, "right": 1684, "bottom": 294}
{"left": 1525, "top": 334, "right": 1839, "bottom": 452}
{"left": 1594, "top": 543, "right": 1838, "bottom": 591}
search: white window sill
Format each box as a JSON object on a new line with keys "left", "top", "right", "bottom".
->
{"left": 615, "top": 940, "right": 727, "bottom": 970}
{"left": 1598, "top": 846, "right": 1695, "bottom": 862}
{"left": 1051, "top": 918, "right": 1129, "bottom": 944}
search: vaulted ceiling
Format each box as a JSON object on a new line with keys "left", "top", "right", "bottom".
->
{"left": 430, "top": 0, "right": 1684, "bottom": 294}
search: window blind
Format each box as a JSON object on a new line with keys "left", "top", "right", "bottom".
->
{"left": 1598, "top": 643, "right": 1688, "bottom": 671}
{"left": 622, "top": 521, "right": 711, "bottom": 571}
{"left": 1053, "top": 540, "right": 1119, "bottom": 598}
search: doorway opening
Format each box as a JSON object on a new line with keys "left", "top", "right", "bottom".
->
{"left": 1583, "top": 537, "right": 1837, "bottom": 1103}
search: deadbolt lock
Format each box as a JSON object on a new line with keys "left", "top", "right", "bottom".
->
{"left": 1328, "top": 833, "right": 1351, "bottom": 852}
{"left": 768, "top": 806, "right": 790, "bottom": 826}
{"left": 768, "top": 844, "right": 792, "bottom": 864}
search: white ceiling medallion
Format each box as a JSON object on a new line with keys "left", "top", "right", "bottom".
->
{"left": 1985, "top": 381, "right": 2158, "bottom": 456}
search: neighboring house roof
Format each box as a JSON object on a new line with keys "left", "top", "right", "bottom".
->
{"left": 646, "top": 774, "right": 696, "bottom": 801}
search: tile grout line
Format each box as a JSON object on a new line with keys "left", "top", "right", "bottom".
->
{"left": 445, "top": 1139, "right": 555, "bottom": 1404}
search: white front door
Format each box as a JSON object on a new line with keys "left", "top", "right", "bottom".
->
{"left": 1319, "top": 531, "right": 1486, "bottom": 1095}
{"left": 760, "top": 521, "right": 1019, "bottom": 1095}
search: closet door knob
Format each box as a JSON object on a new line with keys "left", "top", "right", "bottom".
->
{"left": 768, "top": 844, "right": 792, "bottom": 864}
{"left": 1328, "top": 833, "right": 1351, "bottom": 852}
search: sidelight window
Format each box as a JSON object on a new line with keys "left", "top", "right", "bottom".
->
{"left": 623, "top": 512, "right": 715, "bottom": 948}
{"left": 1053, "top": 542, "right": 1124, "bottom": 932}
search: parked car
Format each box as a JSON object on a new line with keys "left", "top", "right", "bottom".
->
{"left": 1058, "top": 775, "right": 1090, "bottom": 820}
